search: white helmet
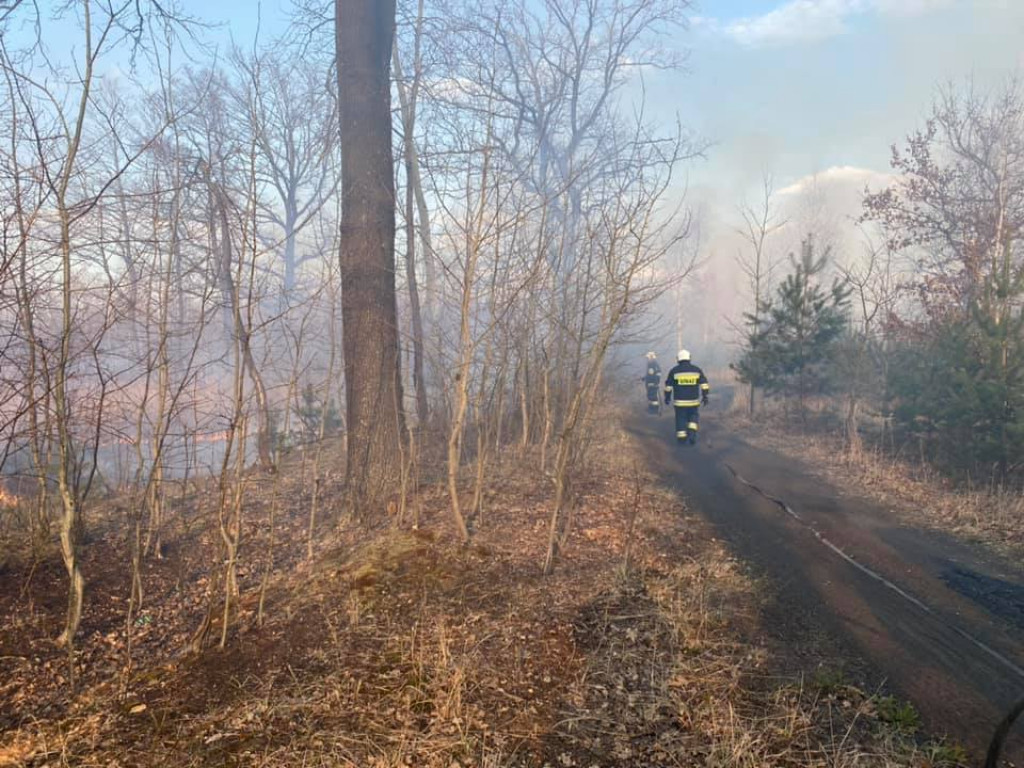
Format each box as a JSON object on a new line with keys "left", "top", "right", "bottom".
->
{"left": 646, "top": 351, "right": 657, "bottom": 359}
{"left": 677, "top": 349, "right": 691, "bottom": 362}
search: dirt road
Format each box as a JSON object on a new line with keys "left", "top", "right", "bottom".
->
{"left": 631, "top": 411, "right": 1024, "bottom": 760}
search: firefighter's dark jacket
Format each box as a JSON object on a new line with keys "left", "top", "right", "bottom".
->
{"left": 664, "top": 361, "right": 710, "bottom": 407}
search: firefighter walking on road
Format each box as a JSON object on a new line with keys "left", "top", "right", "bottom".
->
{"left": 664, "top": 349, "right": 710, "bottom": 445}
{"left": 643, "top": 352, "right": 662, "bottom": 415}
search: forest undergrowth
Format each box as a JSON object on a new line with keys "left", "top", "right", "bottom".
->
{"left": 0, "top": 423, "right": 967, "bottom": 767}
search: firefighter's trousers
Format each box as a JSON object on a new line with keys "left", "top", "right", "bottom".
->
{"left": 674, "top": 405, "right": 700, "bottom": 443}
{"left": 646, "top": 382, "right": 660, "bottom": 412}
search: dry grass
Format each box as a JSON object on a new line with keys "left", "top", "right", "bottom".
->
{"left": 0, "top": 420, "right": 967, "bottom": 767}
{"left": 546, "top": 482, "right": 966, "bottom": 768}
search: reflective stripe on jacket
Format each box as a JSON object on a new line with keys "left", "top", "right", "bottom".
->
{"left": 664, "top": 361, "right": 710, "bottom": 407}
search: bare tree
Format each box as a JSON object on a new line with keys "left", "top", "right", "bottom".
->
{"left": 542, "top": 122, "right": 695, "bottom": 573}
{"left": 734, "top": 172, "right": 785, "bottom": 415}
{"left": 834, "top": 232, "right": 895, "bottom": 457}
{"left": 394, "top": 0, "right": 433, "bottom": 426}
{"left": 0, "top": 0, "right": 197, "bottom": 663}
{"left": 237, "top": 48, "right": 339, "bottom": 304}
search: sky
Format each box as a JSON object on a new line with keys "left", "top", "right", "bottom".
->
{"left": 652, "top": 0, "right": 1024, "bottom": 207}
{"left": 11, "top": 0, "right": 1024, "bottom": 354}
{"left": 631, "top": 0, "right": 1024, "bottom": 356}
{"left": 20, "top": 0, "right": 1023, "bottom": 218}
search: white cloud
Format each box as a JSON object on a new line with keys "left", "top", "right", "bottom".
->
{"left": 777, "top": 165, "right": 892, "bottom": 197}
{"left": 708, "top": 0, "right": 954, "bottom": 48}
{"left": 724, "top": 0, "right": 861, "bottom": 47}
{"left": 775, "top": 166, "right": 894, "bottom": 255}
{"left": 871, "top": 0, "right": 955, "bottom": 16}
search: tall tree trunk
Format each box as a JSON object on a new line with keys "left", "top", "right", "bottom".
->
{"left": 336, "top": 0, "right": 404, "bottom": 514}
{"left": 394, "top": 29, "right": 430, "bottom": 428}
{"left": 392, "top": 14, "right": 438, "bottom": 320}
{"left": 400, "top": 111, "right": 428, "bottom": 427}
{"left": 53, "top": 0, "right": 99, "bottom": 651}
{"left": 55, "top": 202, "right": 84, "bottom": 650}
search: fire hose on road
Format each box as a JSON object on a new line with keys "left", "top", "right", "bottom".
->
{"left": 724, "top": 462, "right": 1024, "bottom": 767}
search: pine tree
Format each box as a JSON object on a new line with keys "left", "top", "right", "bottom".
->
{"left": 889, "top": 241, "right": 1024, "bottom": 480}
{"left": 735, "top": 236, "right": 850, "bottom": 415}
